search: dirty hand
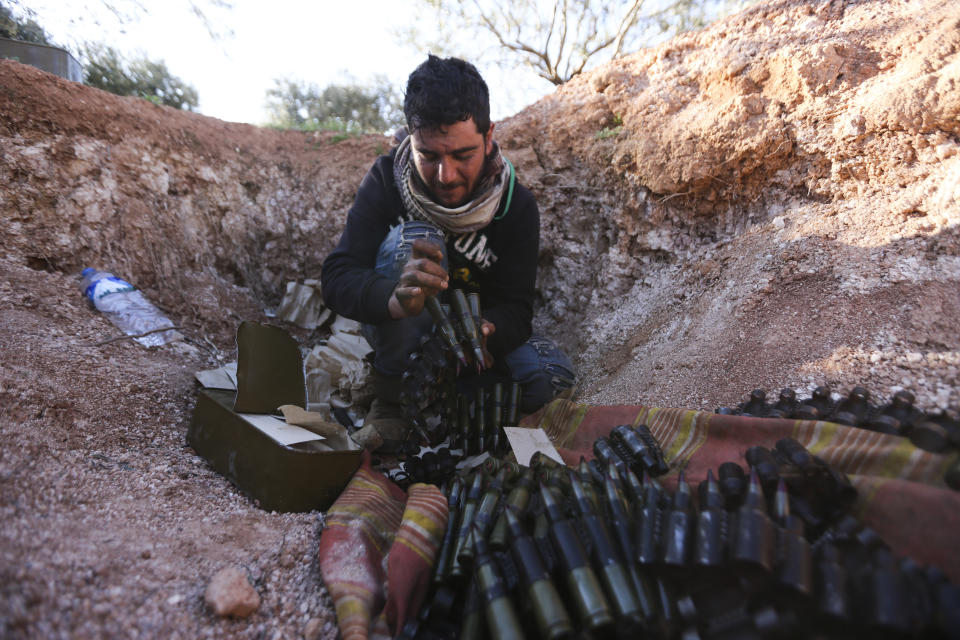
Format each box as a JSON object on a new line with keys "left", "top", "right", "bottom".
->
{"left": 479, "top": 320, "right": 496, "bottom": 369}
{"left": 388, "top": 239, "right": 448, "bottom": 319}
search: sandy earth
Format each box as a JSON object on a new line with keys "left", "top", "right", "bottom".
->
{"left": 1, "top": 0, "right": 958, "bottom": 637}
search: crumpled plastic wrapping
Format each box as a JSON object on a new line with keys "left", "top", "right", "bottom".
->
{"left": 305, "top": 316, "right": 373, "bottom": 417}
{"left": 276, "top": 279, "right": 331, "bottom": 330}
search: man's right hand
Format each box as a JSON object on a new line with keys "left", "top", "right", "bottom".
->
{"left": 388, "top": 239, "right": 448, "bottom": 319}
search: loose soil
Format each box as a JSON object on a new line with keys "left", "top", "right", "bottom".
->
{"left": 1, "top": 0, "right": 958, "bottom": 637}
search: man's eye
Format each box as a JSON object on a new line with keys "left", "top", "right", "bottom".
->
{"left": 454, "top": 153, "right": 473, "bottom": 162}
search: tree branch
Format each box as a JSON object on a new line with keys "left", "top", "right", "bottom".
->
{"left": 610, "top": 0, "right": 646, "bottom": 57}
{"left": 472, "top": 0, "right": 557, "bottom": 79}
{"left": 422, "top": 0, "right": 713, "bottom": 87}
{"left": 542, "top": 0, "right": 561, "bottom": 72}
{"left": 555, "top": 0, "right": 569, "bottom": 82}
{"left": 92, "top": 325, "right": 182, "bottom": 347}
{"left": 578, "top": 0, "right": 644, "bottom": 61}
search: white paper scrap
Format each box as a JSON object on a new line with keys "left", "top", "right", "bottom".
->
{"left": 237, "top": 413, "right": 324, "bottom": 447}
{"left": 194, "top": 362, "right": 238, "bottom": 390}
{"left": 504, "top": 427, "right": 564, "bottom": 467}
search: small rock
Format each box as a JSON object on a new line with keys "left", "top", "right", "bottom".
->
{"left": 539, "top": 173, "right": 561, "bottom": 186}
{"left": 842, "top": 114, "right": 866, "bottom": 138}
{"left": 205, "top": 566, "right": 260, "bottom": 618}
{"left": 726, "top": 55, "right": 749, "bottom": 76}
{"left": 304, "top": 617, "right": 324, "bottom": 640}
{"left": 935, "top": 143, "right": 957, "bottom": 160}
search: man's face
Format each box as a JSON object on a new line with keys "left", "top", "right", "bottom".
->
{"left": 410, "top": 118, "right": 495, "bottom": 208}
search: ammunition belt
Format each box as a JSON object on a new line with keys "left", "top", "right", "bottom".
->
{"left": 392, "top": 290, "right": 522, "bottom": 487}
{"left": 401, "top": 436, "right": 960, "bottom": 639}
{"left": 719, "top": 385, "right": 960, "bottom": 490}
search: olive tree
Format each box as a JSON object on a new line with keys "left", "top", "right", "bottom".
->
{"left": 265, "top": 77, "right": 403, "bottom": 134}
{"left": 81, "top": 43, "right": 199, "bottom": 111}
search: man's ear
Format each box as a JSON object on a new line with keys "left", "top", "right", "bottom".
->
{"left": 484, "top": 123, "right": 495, "bottom": 156}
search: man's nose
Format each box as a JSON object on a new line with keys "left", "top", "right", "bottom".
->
{"left": 438, "top": 158, "right": 457, "bottom": 184}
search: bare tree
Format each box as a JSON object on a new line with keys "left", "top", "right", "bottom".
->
{"left": 404, "top": 0, "right": 741, "bottom": 86}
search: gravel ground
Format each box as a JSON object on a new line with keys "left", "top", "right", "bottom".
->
{"left": 0, "top": 258, "right": 339, "bottom": 639}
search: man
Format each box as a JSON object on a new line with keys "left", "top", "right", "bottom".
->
{"left": 321, "top": 55, "right": 575, "bottom": 452}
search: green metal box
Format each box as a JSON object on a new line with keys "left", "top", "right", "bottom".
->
{"left": 187, "top": 322, "right": 361, "bottom": 512}
{"left": 188, "top": 388, "right": 361, "bottom": 512}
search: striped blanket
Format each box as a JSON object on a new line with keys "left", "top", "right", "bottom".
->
{"left": 318, "top": 452, "right": 448, "bottom": 640}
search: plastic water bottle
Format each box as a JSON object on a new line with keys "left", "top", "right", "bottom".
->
{"left": 80, "top": 268, "right": 182, "bottom": 347}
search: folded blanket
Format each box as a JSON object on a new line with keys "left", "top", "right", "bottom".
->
{"left": 317, "top": 451, "right": 447, "bottom": 640}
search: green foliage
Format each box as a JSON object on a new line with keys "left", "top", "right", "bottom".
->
{"left": 265, "top": 77, "right": 403, "bottom": 134}
{"left": 596, "top": 113, "right": 624, "bottom": 139}
{"left": 81, "top": 43, "right": 199, "bottom": 111}
{"left": 0, "top": 2, "right": 54, "bottom": 44}
{"left": 596, "top": 125, "right": 623, "bottom": 140}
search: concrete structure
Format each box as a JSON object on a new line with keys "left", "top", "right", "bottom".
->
{"left": 0, "top": 37, "right": 82, "bottom": 82}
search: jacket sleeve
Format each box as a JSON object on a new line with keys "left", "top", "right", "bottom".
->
{"left": 321, "top": 157, "right": 400, "bottom": 324}
{"left": 480, "top": 186, "right": 539, "bottom": 361}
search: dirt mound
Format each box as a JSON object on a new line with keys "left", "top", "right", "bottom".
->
{"left": 498, "top": 0, "right": 959, "bottom": 410}
{"left": 1, "top": 0, "right": 958, "bottom": 636}
{"left": 1, "top": 58, "right": 383, "bottom": 340}
{"left": 0, "top": 57, "right": 380, "bottom": 640}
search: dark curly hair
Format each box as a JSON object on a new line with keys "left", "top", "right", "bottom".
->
{"left": 404, "top": 54, "right": 490, "bottom": 135}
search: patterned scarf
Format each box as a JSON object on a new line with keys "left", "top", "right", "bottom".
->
{"left": 393, "top": 134, "right": 510, "bottom": 234}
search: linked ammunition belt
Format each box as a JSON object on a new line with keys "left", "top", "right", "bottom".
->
{"left": 392, "top": 290, "right": 523, "bottom": 485}
{"left": 401, "top": 435, "right": 960, "bottom": 640}
{"left": 719, "top": 386, "right": 960, "bottom": 490}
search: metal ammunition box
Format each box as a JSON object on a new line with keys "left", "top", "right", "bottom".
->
{"left": 187, "top": 321, "right": 361, "bottom": 512}
{"left": 189, "top": 388, "right": 361, "bottom": 512}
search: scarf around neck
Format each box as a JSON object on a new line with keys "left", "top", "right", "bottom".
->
{"left": 393, "top": 134, "right": 511, "bottom": 234}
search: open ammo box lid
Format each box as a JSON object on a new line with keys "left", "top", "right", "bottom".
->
{"left": 188, "top": 321, "right": 362, "bottom": 512}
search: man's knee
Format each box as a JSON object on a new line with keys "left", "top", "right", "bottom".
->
{"left": 375, "top": 220, "right": 447, "bottom": 278}
{"left": 504, "top": 335, "right": 576, "bottom": 413}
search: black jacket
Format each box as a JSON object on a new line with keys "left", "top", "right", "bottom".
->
{"left": 321, "top": 149, "right": 539, "bottom": 361}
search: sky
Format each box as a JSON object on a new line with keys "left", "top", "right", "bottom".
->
{"left": 21, "top": 0, "right": 556, "bottom": 125}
